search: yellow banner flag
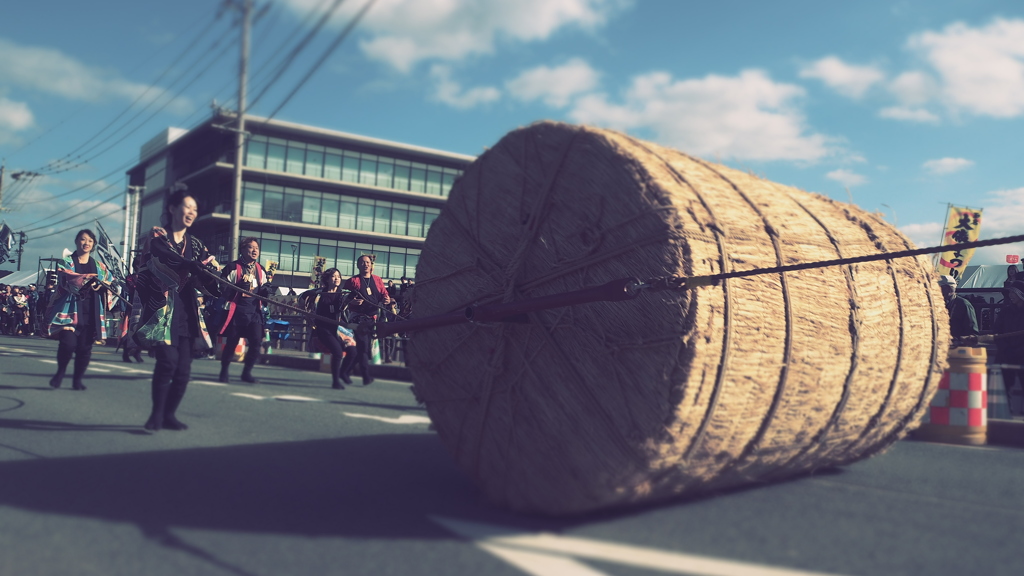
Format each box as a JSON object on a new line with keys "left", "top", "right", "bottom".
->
{"left": 936, "top": 206, "right": 983, "bottom": 279}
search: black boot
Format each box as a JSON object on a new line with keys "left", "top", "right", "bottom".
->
{"left": 144, "top": 379, "right": 171, "bottom": 431}
{"left": 122, "top": 345, "right": 133, "bottom": 363}
{"left": 218, "top": 363, "right": 230, "bottom": 383}
{"left": 240, "top": 366, "right": 257, "bottom": 384}
{"left": 49, "top": 367, "right": 66, "bottom": 389}
{"left": 163, "top": 379, "right": 189, "bottom": 431}
{"left": 132, "top": 349, "right": 144, "bottom": 363}
{"left": 339, "top": 351, "right": 355, "bottom": 385}
{"left": 72, "top": 349, "right": 91, "bottom": 391}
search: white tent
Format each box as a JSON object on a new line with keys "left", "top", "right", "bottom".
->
{"left": 0, "top": 269, "right": 41, "bottom": 286}
{"left": 957, "top": 264, "right": 1019, "bottom": 289}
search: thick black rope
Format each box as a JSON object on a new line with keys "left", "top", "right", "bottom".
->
{"left": 646, "top": 233, "right": 1024, "bottom": 291}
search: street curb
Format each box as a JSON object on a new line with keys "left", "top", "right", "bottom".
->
{"left": 263, "top": 353, "right": 412, "bottom": 382}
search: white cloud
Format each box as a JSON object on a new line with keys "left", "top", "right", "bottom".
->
{"left": 825, "top": 169, "right": 867, "bottom": 187}
{"left": 878, "top": 106, "right": 940, "bottom": 123}
{"left": 429, "top": 65, "right": 500, "bottom": 109}
{"left": 0, "top": 38, "right": 191, "bottom": 112}
{"left": 908, "top": 18, "right": 1024, "bottom": 117}
{"left": 569, "top": 69, "right": 830, "bottom": 162}
{"left": 799, "top": 56, "right": 885, "bottom": 99}
{"left": 923, "top": 157, "right": 974, "bottom": 175}
{"left": 281, "top": 0, "right": 628, "bottom": 72}
{"left": 506, "top": 58, "right": 600, "bottom": 107}
{"left": 0, "top": 97, "right": 34, "bottom": 144}
{"left": 887, "top": 70, "right": 938, "bottom": 105}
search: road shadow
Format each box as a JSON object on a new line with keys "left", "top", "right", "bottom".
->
{"left": 327, "top": 400, "right": 426, "bottom": 412}
{"left": 0, "top": 433, "right": 561, "bottom": 540}
{"left": 0, "top": 417, "right": 150, "bottom": 435}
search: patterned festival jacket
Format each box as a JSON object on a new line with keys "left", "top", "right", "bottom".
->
{"left": 45, "top": 254, "right": 116, "bottom": 338}
{"left": 218, "top": 259, "right": 270, "bottom": 335}
{"left": 129, "top": 227, "right": 221, "bottom": 351}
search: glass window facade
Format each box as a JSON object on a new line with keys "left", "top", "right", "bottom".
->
{"left": 240, "top": 182, "right": 440, "bottom": 238}
{"left": 222, "top": 230, "right": 421, "bottom": 281}
{"left": 244, "top": 135, "right": 466, "bottom": 197}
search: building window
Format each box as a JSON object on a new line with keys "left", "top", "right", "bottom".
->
{"left": 441, "top": 171, "right": 457, "bottom": 196}
{"left": 391, "top": 204, "right": 408, "bottom": 236}
{"left": 339, "top": 196, "right": 357, "bottom": 229}
{"left": 305, "top": 149, "right": 324, "bottom": 178}
{"left": 342, "top": 155, "right": 359, "bottom": 183}
{"left": 407, "top": 207, "right": 424, "bottom": 237}
{"left": 393, "top": 164, "right": 410, "bottom": 191}
{"left": 426, "top": 169, "right": 442, "bottom": 196}
{"left": 266, "top": 143, "right": 286, "bottom": 172}
{"left": 376, "top": 160, "right": 394, "bottom": 189}
{"left": 242, "top": 186, "right": 263, "bottom": 218}
{"left": 246, "top": 140, "right": 267, "bottom": 169}
{"left": 302, "top": 192, "right": 321, "bottom": 224}
{"left": 283, "top": 189, "right": 303, "bottom": 222}
{"left": 324, "top": 152, "right": 342, "bottom": 180}
{"left": 263, "top": 188, "right": 284, "bottom": 221}
{"left": 359, "top": 156, "right": 377, "bottom": 186}
{"left": 409, "top": 166, "right": 426, "bottom": 193}
{"left": 285, "top": 146, "right": 305, "bottom": 174}
{"left": 321, "top": 197, "right": 339, "bottom": 228}
{"left": 373, "top": 203, "right": 392, "bottom": 234}
{"left": 424, "top": 207, "right": 440, "bottom": 235}
{"left": 356, "top": 199, "right": 374, "bottom": 231}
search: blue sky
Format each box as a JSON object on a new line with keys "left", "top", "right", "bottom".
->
{"left": 0, "top": 0, "right": 1021, "bottom": 277}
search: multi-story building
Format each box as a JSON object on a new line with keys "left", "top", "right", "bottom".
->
{"left": 127, "top": 112, "right": 474, "bottom": 288}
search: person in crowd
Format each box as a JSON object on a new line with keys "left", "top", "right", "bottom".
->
{"left": 25, "top": 284, "right": 38, "bottom": 335}
{"left": 343, "top": 254, "right": 392, "bottom": 386}
{"left": 301, "top": 268, "right": 357, "bottom": 389}
{"left": 10, "top": 286, "right": 30, "bottom": 335}
{"left": 37, "top": 281, "right": 56, "bottom": 337}
{"left": 938, "top": 275, "right": 979, "bottom": 343}
{"left": 217, "top": 236, "right": 272, "bottom": 384}
{"left": 0, "top": 284, "right": 10, "bottom": 335}
{"left": 118, "top": 266, "right": 144, "bottom": 363}
{"left": 993, "top": 280, "right": 1024, "bottom": 416}
{"left": 1005, "top": 265, "right": 1020, "bottom": 289}
{"left": 131, "top": 187, "right": 221, "bottom": 431}
{"left": 45, "top": 229, "right": 115, "bottom": 390}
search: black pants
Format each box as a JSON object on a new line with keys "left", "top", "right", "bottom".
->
{"left": 146, "top": 337, "right": 195, "bottom": 429}
{"left": 1004, "top": 368, "right": 1023, "bottom": 415}
{"left": 315, "top": 324, "right": 357, "bottom": 385}
{"left": 55, "top": 325, "right": 96, "bottom": 385}
{"left": 221, "top": 316, "right": 263, "bottom": 374}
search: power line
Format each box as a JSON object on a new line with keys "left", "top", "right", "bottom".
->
{"left": 264, "top": 0, "right": 376, "bottom": 121}
{"left": 26, "top": 205, "right": 125, "bottom": 241}
{"left": 3, "top": 9, "right": 221, "bottom": 161}
{"left": 36, "top": 12, "right": 229, "bottom": 173}
{"left": 20, "top": 189, "right": 123, "bottom": 233}
{"left": 37, "top": 31, "right": 240, "bottom": 176}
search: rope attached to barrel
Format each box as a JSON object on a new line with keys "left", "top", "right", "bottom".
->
{"left": 196, "top": 232, "right": 1024, "bottom": 338}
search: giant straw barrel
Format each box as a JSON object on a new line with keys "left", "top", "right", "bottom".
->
{"left": 408, "top": 121, "right": 950, "bottom": 515}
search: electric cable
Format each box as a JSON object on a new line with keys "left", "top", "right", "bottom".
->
{"left": 27, "top": 205, "right": 125, "bottom": 241}
{"left": 263, "top": 0, "right": 376, "bottom": 122}
{"left": 20, "top": 188, "right": 124, "bottom": 233}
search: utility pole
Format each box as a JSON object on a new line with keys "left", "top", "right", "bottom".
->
{"left": 15, "top": 231, "right": 26, "bottom": 271}
{"left": 229, "top": 0, "right": 252, "bottom": 261}
{"left": 0, "top": 160, "right": 6, "bottom": 213}
{"left": 124, "top": 185, "right": 145, "bottom": 273}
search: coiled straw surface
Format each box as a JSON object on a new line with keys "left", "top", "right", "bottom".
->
{"left": 408, "top": 121, "right": 950, "bottom": 515}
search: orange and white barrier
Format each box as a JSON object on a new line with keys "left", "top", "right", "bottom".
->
{"left": 916, "top": 346, "right": 987, "bottom": 445}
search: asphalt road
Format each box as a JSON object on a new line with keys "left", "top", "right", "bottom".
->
{"left": 0, "top": 333, "right": 1021, "bottom": 576}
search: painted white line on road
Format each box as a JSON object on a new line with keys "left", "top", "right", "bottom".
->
{"left": 230, "top": 393, "right": 265, "bottom": 400}
{"left": 431, "top": 517, "right": 846, "bottom": 576}
{"left": 88, "top": 368, "right": 111, "bottom": 373}
{"left": 39, "top": 359, "right": 57, "bottom": 364}
{"left": 273, "top": 395, "right": 322, "bottom": 402}
{"left": 344, "top": 413, "right": 431, "bottom": 425}
{"left": 192, "top": 380, "right": 228, "bottom": 387}
{"left": 89, "top": 362, "right": 151, "bottom": 375}
{"left": 2, "top": 348, "right": 39, "bottom": 354}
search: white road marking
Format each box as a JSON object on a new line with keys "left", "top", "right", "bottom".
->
{"left": 192, "top": 380, "right": 228, "bottom": 387}
{"left": 2, "top": 348, "right": 39, "bottom": 354}
{"left": 88, "top": 368, "right": 111, "bottom": 373}
{"left": 273, "top": 395, "right": 322, "bottom": 402}
{"left": 230, "top": 393, "right": 265, "bottom": 400}
{"left": 343, "top": 413, "right": 431, "bottom": 425}
{"left": 39, "top": 359, "right": 57, "bottom": 365}
{"left": 89, "top": 362, "right": 151, "bottom": 375}
{"left": 431, "top": 517, "right": 846, "bottom": 576}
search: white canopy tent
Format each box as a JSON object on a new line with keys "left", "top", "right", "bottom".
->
{"left": 957, "top": 264, "right": 1019, "bottom": 289}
